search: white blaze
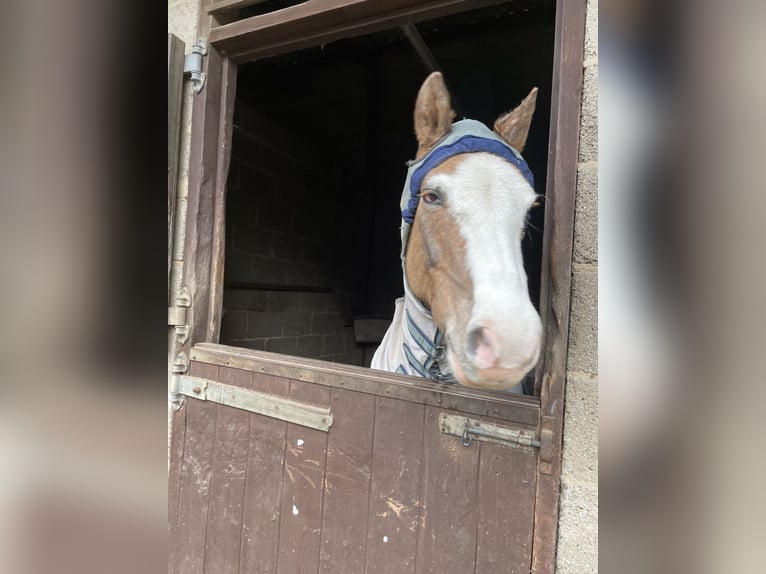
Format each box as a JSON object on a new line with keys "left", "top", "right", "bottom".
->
{"left": 424, "top": 153, "right": 541, "bottom": 369}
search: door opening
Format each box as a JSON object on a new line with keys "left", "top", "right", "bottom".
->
{"left": 219, "top": 2, "right": 555, "bottom": 379}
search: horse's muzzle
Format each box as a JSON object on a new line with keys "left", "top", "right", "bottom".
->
{"left": 451, "top": 319, "right": 542, "bottom": 390}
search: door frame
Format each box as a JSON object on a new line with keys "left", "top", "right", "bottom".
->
{"left": 176, "top": 1, "right": 586, "bottom": 571}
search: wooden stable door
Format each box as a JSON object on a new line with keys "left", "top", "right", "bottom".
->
{"left": 169, "top": 344, "right": 540, "bottom": 573}
{"left": 169, "top": 1, "right": 585, "bottom": 572}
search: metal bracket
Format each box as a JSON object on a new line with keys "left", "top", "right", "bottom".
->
{"left": 169, "top": 392, "right": 186, "bottom": 411}
{"left": 168, "top": 305, "right": 187, "bottom": 326}
{"left": 172, "top": 352, "right": 189, "bottom": 374}
{"left": 169, "top": 376, "right": 186, "bottom": 410}
{"left": 174, "top": 325, "right": 190, "bottom": 345}
{"left": 178, "top": 375, "right": 334, "bottom": 432}
{"left": 439, "top": 413, "right": 540, "bottom": 450}
{"left": 175, "top": 285, "right": 191, "bottom": 307}
{"left": 169, "top": 352, "right": 188, "bottom": 410}
{"left": 168, "top": 286, "right": 191, "bottom": 344}
{"left": 184, "top": 39, "right": 207, "bottom": 94}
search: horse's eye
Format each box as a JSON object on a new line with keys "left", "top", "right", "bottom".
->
{"left": 421, "top": 191, "right": 442, "bottom": 206}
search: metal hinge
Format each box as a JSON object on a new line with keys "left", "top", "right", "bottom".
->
{"left": 169, "top": 352, "right": 188, "bottom": 410}
{"left": 168, "top": 286, "right": 191, "bottom": 344}
{"left": 178, "top": 375, "right": 334, "bottom": 432}
{"left": 171, "top": 352, "right": 188, "bottom": 374}
{"left": 439, "top": 413, "right": 540, "bottom": 450}
{"left": 184, "top": 39, "right": 207, "bottom": 94}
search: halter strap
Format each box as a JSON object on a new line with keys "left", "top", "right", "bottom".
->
{"left": 401, "top": 129, "right": 534, "bottom": 224}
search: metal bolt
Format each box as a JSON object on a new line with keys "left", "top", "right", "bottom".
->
{"left": 192, "top": 386, "right": 202, "bottom": 395}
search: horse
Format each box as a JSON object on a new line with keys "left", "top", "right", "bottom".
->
{"left": 371, "top": 72, "right": 542, "bottom": 392}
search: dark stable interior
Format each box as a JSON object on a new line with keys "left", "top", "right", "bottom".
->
{"left": 219, "top": 1, "right": 555, "bottom": 376}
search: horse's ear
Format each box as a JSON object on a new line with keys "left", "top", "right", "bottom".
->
{"left": 414, "top": 72, "right": 455, "bottom": 157}
{"left": 494, "top": 87, "right": 538, "bottom": 152}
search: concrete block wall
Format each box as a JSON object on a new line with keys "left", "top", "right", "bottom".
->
{"left": 556, "top": 0, "right": 599, "bottom": 572}
{"left": 220, "top": 101, "right": 365, "bottom": 366}
{"left": 220, "top": 288, "right": 362, "bottom": 365}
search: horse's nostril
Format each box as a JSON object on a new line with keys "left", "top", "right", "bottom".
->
{"left": 467, "top": 327, "right": 483, "bottom": 355}
{"left": 468, "top": 326, "right": 499, "bottom": 369}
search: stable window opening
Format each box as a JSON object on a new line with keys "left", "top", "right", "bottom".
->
{"left": 218, "top": 1, "right": 555, "bottom": 394}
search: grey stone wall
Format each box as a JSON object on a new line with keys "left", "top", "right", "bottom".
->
{"left": 220, "top": 288, "right": 362, "bottom": 365}
{"left": 556, "top": 0, "right": 599, "bottom": 572}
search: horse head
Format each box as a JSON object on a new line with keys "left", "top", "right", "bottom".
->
{"left": 403, "top": 72, "right": 542, "bottom": 391}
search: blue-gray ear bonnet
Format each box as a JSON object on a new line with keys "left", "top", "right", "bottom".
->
{"left": 399, "top": 119, "right": 535, "bottom": 265}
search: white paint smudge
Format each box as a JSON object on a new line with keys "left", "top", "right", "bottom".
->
{"left": 383, "top": 536, "right": 389, "bottom": 543}
{"left": 296, "top": 439, "right": 304, "bottom": 446}
{"left": 292, "top": 504, "right": 300, "bottom": 516}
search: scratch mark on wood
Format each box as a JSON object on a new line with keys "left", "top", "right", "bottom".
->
{"left": 386, "top": 497, "right": 407, "bottom": 518}
{"left": 285, "top": 463, "right": 317, "bottom": 489}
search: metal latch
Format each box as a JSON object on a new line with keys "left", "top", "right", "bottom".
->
{"left": 439, "top": 413, "right": 540, "bottom": 450}
{"left": 184, "top": 39, "right": 207, "bottom": 94}
{"left": 178, "top": 375, "right": 334, "bottom": 432}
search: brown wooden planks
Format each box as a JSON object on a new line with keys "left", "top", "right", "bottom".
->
{"left": 206, "top": 0, "right": 272, "bottom": 13}
{"left": 276, "top": 380, "right": 331, "bottom": 573}
{"left": 415, "top": 406, "right": 481, "bottom": 573}
{"left": 209, "top": 0, "right": 510, "bottom": 63}
{"left": 531, "top": 0, "right": 587, "bottom": 571}
{"left": 318, "top": 388, "right": 376, "bottom": 573}
{"left": 182, "top": 45, "right": 224, "bottom": 351}
{"left": 208, "top": 57, "right": 238, "bottom": 343}
{"left": 210, "top": 0, "right": 418, "bottom": 53}
{"left": 365, "top": 398, "right": 426, "bottom": 574}
{"left": 475, "top": 443, "right": 538, "bottom": 573}
{"left": 173, "top": 362, "right": 219, "bottom": 574}
{"left": 239, "top": 372, "right": 291, "bottom": 573}
{"left": 203, "top": 366, "right": 253, "bottom": 573}
{"left": 171, "top": 363, "right": 544, "bottom": 573}
{"left": 193, "top": 343, "right": 540, "bottom": 427}
{"left": 535, "top": 0, "right": 585, "bottom": 406}
{"left": 167, "top": 389, "right": 187, "bottom": 573}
